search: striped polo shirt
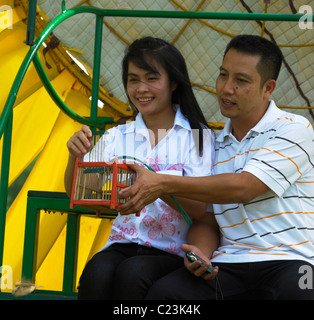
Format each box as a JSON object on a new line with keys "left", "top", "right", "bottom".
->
{"left": 210, "top": 100, "right": 314, "bottom": 265}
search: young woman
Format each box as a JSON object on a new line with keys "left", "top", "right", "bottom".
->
{"left": 64, "top": 37, "right": 218, "bottom": 300}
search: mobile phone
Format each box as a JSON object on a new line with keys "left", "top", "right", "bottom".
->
{"left": 186, "top": 251, "right": 214, "bottom": 273}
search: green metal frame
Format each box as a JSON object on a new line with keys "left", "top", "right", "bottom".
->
{"left": 21, "top": 191, "right": 116, "bottom": 298}
{"left": 0, "top": 2, "right": 311, "bottom": 297}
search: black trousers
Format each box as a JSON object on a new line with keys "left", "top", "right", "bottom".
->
{"left": 145, "top": 260, "right": 314, "bottom": 300}
{"left": 77, "top": 243, "right": 183, "bottom": 300}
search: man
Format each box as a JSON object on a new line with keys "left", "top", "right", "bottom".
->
{"left": 119, "top": 35, "right": 314, "bottom": 299}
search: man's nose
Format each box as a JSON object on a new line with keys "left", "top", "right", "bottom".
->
{"left": 222, "top": 78, "right": 236, "bottom": 95}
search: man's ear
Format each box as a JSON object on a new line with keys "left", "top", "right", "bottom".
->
{"left": 263, "top": 79, "right": 276, "bottom": 99}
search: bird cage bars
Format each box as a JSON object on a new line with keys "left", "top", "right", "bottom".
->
{"left": 70, "top": 158, "right": 135, "bottom": 215}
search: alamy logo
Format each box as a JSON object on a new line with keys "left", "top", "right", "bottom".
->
{"left": 298, "top": 265, "right": 313, "bottom": 290}
{"left": 0, "top": 265, "right": 13, "bottom": 289}
{"left": 0, "top": 5, "right": 312, "bottom": 31}
{"left": 0, "top": 5, "right": 13, "bottom": 30}
{"left": 298, "top": 5, "right": 313, "bottom": 29}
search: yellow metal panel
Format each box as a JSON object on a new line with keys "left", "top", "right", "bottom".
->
{"left": 3, "top": 89, "right": 115, "bottom": 291}
{"left": 0, "top": 23, "right": 59, "bottom": 113}
{"left": 2, "top": 90, "right": 87, "bottom": 287}
{"left": 0, "top": 70, "right": 76, "bottom": 187}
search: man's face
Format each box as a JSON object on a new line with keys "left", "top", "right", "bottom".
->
{"left": 216, "top": 48, "right": 271, "bottom": 128}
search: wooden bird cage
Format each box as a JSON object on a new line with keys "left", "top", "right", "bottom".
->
{"left": 70, "top": 158, "right": 135, "bottom": 215}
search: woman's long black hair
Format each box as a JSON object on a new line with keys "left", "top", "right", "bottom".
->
{"left": 122, "top": 37, "right": 210, "bottom": 155}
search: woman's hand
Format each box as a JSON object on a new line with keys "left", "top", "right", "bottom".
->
{"left": 67, "top": 125, "right": 93, "bottom": 158}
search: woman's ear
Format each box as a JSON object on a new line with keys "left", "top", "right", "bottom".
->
{"left": 171, "top": 81, "right": 178, "bottom": 92}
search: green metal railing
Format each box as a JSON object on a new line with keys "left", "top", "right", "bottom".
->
{"left": 0, "top": 0, "right": 311, "bottom": 295}
{"left": 21, "top": 191, "right": 117, "bottom": 299}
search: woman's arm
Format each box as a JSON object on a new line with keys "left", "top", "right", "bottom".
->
{"left": 64, "top": 125, "right": 93, "bottom": 197}
{"left": 181, "top": 212, "right": 219, "bottom": 280}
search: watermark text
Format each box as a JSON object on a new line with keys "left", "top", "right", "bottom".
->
{"left": 0, "top": 5, "right": 13, "bottom": 31}
{"left": 0, "top": 265, "right": 13, "bottom": 289}
{"left": 299, "top": 5, "right": 313, "bottom": 29}
{"left": 299, "top": 264, "right": 313, "bottom": 290}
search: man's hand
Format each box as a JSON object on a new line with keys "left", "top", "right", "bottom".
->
{"left": 67, "top": 125, "right": 93, "bottom": 158}
{"left": 118, "top": 163, "right": 163, "bottom": 215}
{"left": 181, "top": 244, "right": 218, "bottom": 281}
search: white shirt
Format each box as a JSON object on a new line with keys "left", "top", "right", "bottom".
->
{"left": 86, "top": 106, "right": 213, "bottom": 257}
{"left": 210, "top": 100, "right": 314, "bottom": 265}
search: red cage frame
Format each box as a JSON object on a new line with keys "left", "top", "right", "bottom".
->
{"left": 70, "top": 158, "right": 134, "bottom": 215}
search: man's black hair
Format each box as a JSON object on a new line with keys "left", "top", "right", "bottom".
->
{"left": 224, "top": 35, "right": 283, "bottom": 86}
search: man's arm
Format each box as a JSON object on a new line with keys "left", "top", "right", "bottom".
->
{"left": 118, "top": 163, "right": 269, "bottom": 215}
{"left": 163, "top": 171, "right": 269, "bottom": 203}
{"left": 161, "top": 196, "right": 207, "bottom": 220}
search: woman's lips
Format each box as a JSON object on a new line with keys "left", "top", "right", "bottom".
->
{"left": 137, "top": 97, "right": 154, "bottom": 105}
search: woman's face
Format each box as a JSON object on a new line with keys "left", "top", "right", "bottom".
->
{"left": 126, "top": 60, "right": 176, "bottom": 120}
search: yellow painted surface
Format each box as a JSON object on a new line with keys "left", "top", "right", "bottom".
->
{"left": 0, "top": 14, "right": 115, "bottom": 291}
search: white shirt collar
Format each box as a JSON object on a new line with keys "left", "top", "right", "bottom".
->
{"left": 124, "top": 105, "right": 191, "bottom": 135}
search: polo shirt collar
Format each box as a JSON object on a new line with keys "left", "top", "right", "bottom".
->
{"left": 250, "top": 100, "right": 281, "bottom": 133}
{"left": 216, "top": 119, "right": 232, "bottom": 142}
{"left": 216, "top": 100, "right": 280, "bottom": 143}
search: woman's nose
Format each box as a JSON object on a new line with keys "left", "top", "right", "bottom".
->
{"left": 137, "top": 80, "right": 149, "bottom": 93}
